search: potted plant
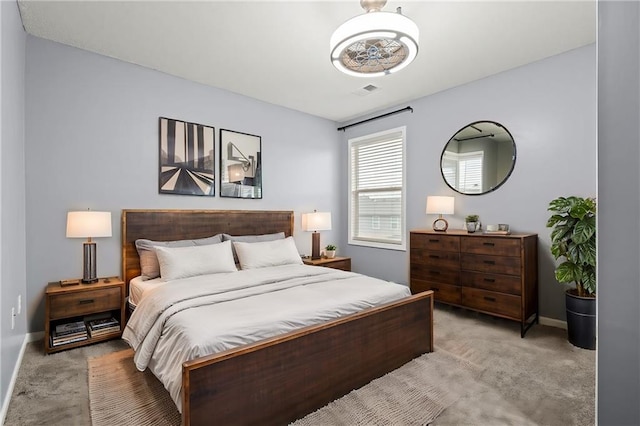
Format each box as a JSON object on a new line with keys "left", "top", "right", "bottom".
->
{"left": 324, "top": 244, "right": 337, "bottom": 259}
{"left": 465, "top": 214, "right": 480, "bottom": 233}
{"left": 547, "top": 196, "right": 596, "bottom": 349}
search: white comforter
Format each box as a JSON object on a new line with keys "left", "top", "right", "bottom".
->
{"left": 122, "top": 264, "right": 410, "bottom": 412}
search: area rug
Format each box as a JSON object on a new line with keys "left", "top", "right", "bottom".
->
{"left": 88, "top": 347, "right": 482, "bottom": 426}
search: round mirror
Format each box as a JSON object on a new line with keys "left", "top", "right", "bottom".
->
{"left": 440, "top": 120, "right": 516, "bottom": 195}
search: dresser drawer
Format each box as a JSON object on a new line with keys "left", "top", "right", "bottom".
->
{"left": 461, "top": 271, "right": 522, "bottom": 295}
{"left": 410, "top": 233, "right": 460, "bottom": 252}
{"left": 462, "top": 287, "right": 521, "bottom": 319}
{"left": 461, "top": 237, "right": 521, "bottom": 257}
{"left": 411, "top": 249, "right": 460, "bottom": 270}
{"left": 461, "top": 253, "right": 521, "bottom": 276}
{"left": 411, "top": 264, "right": 459, "bottom": 285}
{"left": 49, "top": 287, "right": 122, "bottom": 320}
{"left": 412, "top": 279, "right": 461, "bottom": 305}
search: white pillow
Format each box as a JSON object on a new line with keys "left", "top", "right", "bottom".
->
{"left": 155, "top": 240, "right": 237, "bottom": 280}
{"left": 233, "top": 237, "right": 303, "bottom": 270}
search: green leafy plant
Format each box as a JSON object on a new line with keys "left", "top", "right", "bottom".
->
{"left": 546, "top": 196, "right": 596, "bottom": 297}
{"left": 465, "top": 214, "right": 479, "bottom": 222}
{"left": 325, "top": 244, "right": 337, "bottom": 251}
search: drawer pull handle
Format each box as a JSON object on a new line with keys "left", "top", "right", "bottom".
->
{"left": 484, "top": 278, "right": 496, "bottom": 283}
{"left": 483, "top": 260, "right": 496, "bottom": 265}
{"left": 429, "top": 270, "right": 440, "bottom": 275}
{"left": 483, "top": 242, "right": 495, "bottom": 246}
{"left": 429, "top": 255, "right": 440, "bottom": 259}
{"left": 484, "top": 296, "right": 496, "bottom": 302}
{"left": 429, "top": 239, "right": 439, "bottom": 242}
{"left": 79, "top": 299, "right": 94, "bottom": 305}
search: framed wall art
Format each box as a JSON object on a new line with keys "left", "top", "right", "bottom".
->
{"left": 219, "top": 129, "right": 262, "bottom": 199}
{"left": 159, "top": 117, "right": 215, "bottom": 196}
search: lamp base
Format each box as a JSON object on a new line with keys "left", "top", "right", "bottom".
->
{"left": 82, "top": 241, "right": 98, "bottom": 284}
{"left": 311, "top": 232, "right": 321, "bottom": 260}
{"left": 432, "top": 217, "right": 449, "bottom": 232}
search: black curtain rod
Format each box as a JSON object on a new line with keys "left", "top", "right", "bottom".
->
{"left": 337, "top": 106, "right": 413, "bottom": 132}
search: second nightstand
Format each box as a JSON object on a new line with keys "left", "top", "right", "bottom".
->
{"left": 44, "top": 277, "right": 125, "bottom": 354}
{"left": 303, "top": 256, "right": 351, "bottom": 272}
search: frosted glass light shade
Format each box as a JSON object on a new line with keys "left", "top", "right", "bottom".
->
{"left": 426, "top": 196, "right": 455, "bottom": 215}
{"left": 330, "top": 10, "right": 419, "bottom": 77}
{"left": 302, "top": 212, "right": 332, "bottom": 232}
{"left": 66, "top": 211, "right": 112, "bottom": 238}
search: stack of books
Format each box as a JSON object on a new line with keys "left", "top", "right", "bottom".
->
{"left": 86, "top": 317, "right": 120, "bottom": 338}
{"left": 51, "top": 321, "right": 88, "bottom": 347}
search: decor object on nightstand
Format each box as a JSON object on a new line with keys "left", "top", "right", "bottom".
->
{"left": 66, "top": 210, "right": 112, "bottom": 284}
{"left": 465, "top": 214, "right": 480, "bottom": 233}
{"left": 330, "top": 0, "right": 419, "bottom": 77}
{"left": 325, "top": 244, "right": 337, "bottom": 259}
{"left": 302, "top": 211, "right": 332, "bottom": 260}
{"left": 426, "top": 196, "right": 455, "bottom": 232}
{"left": 547, "top": 196, "right": 596, "bottom": 350}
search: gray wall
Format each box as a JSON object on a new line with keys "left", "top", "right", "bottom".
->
{"left": 0, "top": 0, "right": 27, "bottom": 411}
{"left": 339, "top": 44, "right": 596, "bottom": 322}
{"left": 24, "top": 36, "right": 340, "bottom": 333}
{"left": 597, "top": 2, "right": 640, "bottom": 424}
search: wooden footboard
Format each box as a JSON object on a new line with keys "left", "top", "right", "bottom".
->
{"left": 182, "top": 291, "right": 434, "bottom": 426}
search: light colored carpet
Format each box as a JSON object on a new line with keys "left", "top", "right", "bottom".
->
{"left": 88, "top": 344, "right": 480, "bottom": 426}
{"left": 5, "top": 305, "right": 595, "bottom": 426}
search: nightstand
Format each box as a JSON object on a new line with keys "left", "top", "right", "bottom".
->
{"left": 44, "top": 277, "right": 125, "bottom": 354}
{"left": 303, "top": 256, "right": 351, "bottom": 272}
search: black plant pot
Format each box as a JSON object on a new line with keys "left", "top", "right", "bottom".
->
{"left": 565, "top": 290, "right": 596, "bottom": 350}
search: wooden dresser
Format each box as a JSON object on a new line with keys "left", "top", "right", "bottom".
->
{"left": 410, "top": 229, "right": 538, "bottom": 337}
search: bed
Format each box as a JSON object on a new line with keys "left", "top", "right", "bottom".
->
{"left": 121, "top": 209, "right": 434, "bottom": 426}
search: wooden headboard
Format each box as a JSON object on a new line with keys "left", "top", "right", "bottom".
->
{"left": 121, "top": 209, "right": 294, "bottom": 291}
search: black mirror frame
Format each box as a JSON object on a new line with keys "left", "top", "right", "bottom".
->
{"left": 440, "top": 120, "right": 517, "bottom": 196}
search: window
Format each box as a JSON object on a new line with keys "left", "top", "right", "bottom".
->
{"left": 348, "top": 127, "right": 406, "bottom": 250}
{"left": 442, "top": 150, "right": 483, "bottom": 194}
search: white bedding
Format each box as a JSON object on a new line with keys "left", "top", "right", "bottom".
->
{"left": 128, "top": 276, "right": 166, "bottom": 308}
{"left": 122, "top": 264, "right": 410, "bottom": 412}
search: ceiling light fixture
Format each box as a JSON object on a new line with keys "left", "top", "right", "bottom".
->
{"left": 330, "top": 0, "right": 419, "bottom": 77}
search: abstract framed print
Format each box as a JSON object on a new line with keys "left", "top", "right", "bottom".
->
{"left": 219, "top": 129, "right": 262, "bottom": 199}
{"left": 159, "top": 117, "right": 215, "bottom": 196}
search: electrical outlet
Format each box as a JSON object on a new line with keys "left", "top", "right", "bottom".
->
{"left": 11, "top": 307, "right": 15, "bottom": 330}
{"left": 17, "top": 295, "right": 21, "bottom": 315}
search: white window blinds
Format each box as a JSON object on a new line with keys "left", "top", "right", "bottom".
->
{"left": 348, "top": 127, "right": 406, "bottom": 250}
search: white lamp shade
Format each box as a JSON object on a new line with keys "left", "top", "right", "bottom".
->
{"left": 66, "top": 211, "right": 112, "bottom": 238}
{"left": 302, "top": 212, "right": 332, "bottom": 232}
{"left": 426, "top": 196, "right": 455, "bottom": 215}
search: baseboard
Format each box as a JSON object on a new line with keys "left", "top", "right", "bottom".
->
{"left": 27, "top": 331, "right": 44, "bottom": 343}
{"left": 539, "top": 316, "right": 567, "bottom": 330}
{"left": 0, "top": 333, "right": 30, "bottom": 425}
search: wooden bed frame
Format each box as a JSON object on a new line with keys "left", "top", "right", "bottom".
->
{"left": 122, "top": 209, "right": 434, "bottom": 426}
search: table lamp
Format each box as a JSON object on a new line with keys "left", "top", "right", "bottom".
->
{"left": 426, "top": 196, "right": 455, "bottom": 232}
{"left": 66, "top": 210, "right": 112, "bottom": 283}
{"left": 302, "top": 211, "right": 332, "bottom": 260}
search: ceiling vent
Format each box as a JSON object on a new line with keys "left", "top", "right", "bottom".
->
{"left": 352, "top": 84, "right": 380, "bottom": 96}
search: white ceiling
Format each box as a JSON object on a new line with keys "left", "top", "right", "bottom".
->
{"left": 17, "top": 1, "right": 596, "bottom": 122}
